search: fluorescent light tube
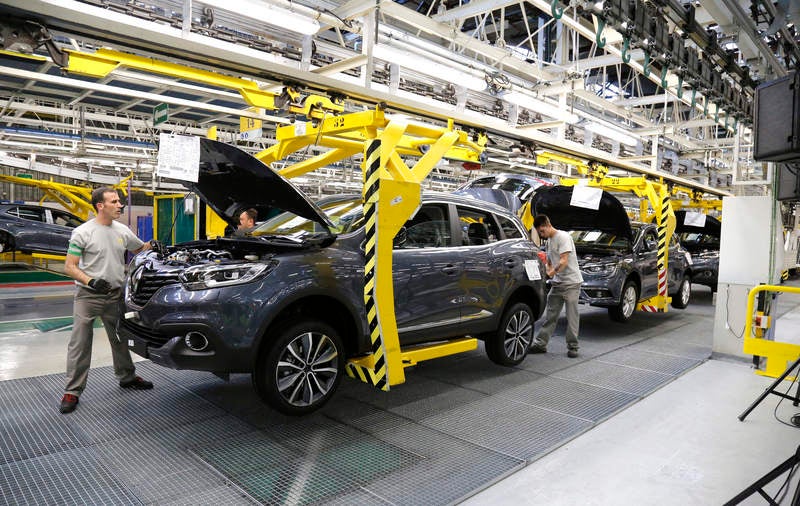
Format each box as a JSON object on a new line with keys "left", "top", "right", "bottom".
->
{"left": 372, "top": 44, "right": 486, "bottom": 92}
{"left": 585, "top": 121, "right": 638, "bottom": 146}
{"left": 503, "top": 91, "right": 579, "bottom": 124}
{"left": 201, "top": 0, "right": 321, "bottom": 35}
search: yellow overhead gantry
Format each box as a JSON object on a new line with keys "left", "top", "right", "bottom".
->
{"left": 560, "top": 162, "right": 677, "bottom": 314}
{"left": 260, "top": 105, "right": 487, "bottom": 389}
{"left": 670, "top": 185, "right": 723, "bottom": 214}
{"left": 0, "top": 173, "right": 135, "bottom": 220}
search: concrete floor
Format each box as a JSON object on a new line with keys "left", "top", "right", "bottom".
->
{"left": 1, "top": 283, "right": 798, "bottom": 505}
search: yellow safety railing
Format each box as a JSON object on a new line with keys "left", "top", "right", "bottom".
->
{"left": 743, "top": 284, "right": 800, "bottom": 378}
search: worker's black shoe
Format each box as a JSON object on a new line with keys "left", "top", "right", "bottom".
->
{"left": 119, "top": 376, "right": 153, "bottom": 390}
{"left": 567, "top": 349, "right": 579, "bottom": 358}
{"left": 59, "top": 394, "right": 79, "bottom": 414}
{"left": 529, "top": 346, "right": 547, "bottom": 354}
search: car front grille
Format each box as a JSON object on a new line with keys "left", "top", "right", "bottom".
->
{"left": 120, "top": 318, "right": 171, "bottom": 348}
{"left": 131, "top": 271, "right": 180, "bottom": 306}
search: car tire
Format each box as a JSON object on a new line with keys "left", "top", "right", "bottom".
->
{"left": 609, "top": 280, "right": 639, "bottom": 323}
{"left": 252, "top": 319, "right": 344, "bottom": 416}
{"left": 485, "top": 302, "right": 534, "bottom": 366}
{"left": 0, "top": 232, "right": 13, "bottom": 254}
{"left": 671, "top": 275, "right": 691, "bottom": 309}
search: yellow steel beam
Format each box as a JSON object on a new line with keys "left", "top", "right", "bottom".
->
{"left": 743, "top": 285, "right": 800, "bottom": 378}
{"left": 401, "top": 338, "right": 478, "bottom": 367}
{"left": 65, "top": 48, "right": 283, "bottom": 111}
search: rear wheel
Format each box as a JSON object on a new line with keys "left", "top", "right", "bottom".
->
{"left": 0, "top": 232, "right": 13, "bottom": 253}
{"left": 671, "top": 275, "right": 691, "bottom": 309}
{"left": 252, "top": 319, "right": 343, "bottom": 416}
{"left": 609, "top": 280, "right": 639, "bottom": 323}
{"left": 485, "top": 302, "right": 534, "bottom": 366}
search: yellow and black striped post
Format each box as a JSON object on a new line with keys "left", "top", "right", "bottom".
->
{"left": 345, "top": 140, "right": 390, "bottom": 390}
{"left": 656, "top": 192, "right": 670, "bottom": 301}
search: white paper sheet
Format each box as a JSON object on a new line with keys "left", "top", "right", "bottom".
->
{"left": 156, "top": 133, "right": 200, "bottom": 182}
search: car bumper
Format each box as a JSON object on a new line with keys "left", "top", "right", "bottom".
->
{"left": 690, "top": 258, "right": 718, "bottom": 287}
{"left": 577, "top": 274, "right": 622, "bottom": 307}
{"left": 117, "top": 317, "right": 250, "bottom": 372}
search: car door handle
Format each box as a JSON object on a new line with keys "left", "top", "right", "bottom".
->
{"left": 441, "top": 264, "right": 459, "bottom": 275}
{"left": 504, "top": 258, "right": 518, "bottom": 268}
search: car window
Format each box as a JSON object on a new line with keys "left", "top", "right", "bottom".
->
{"left": 51, "top": 210, "right": 83, "bottom": 228}
{"left": 396, "top": 204, "right": 450, "bottom": 249}
{"left": 496, "top": 215, "right": 523, "bottom": 239}
{"left": 642, "top": 230, "right": 658, "bottom": 251}
{"left": 456, "top": 206, "right": 499, "bottom": 246}
{"left": 8, "top": 206, "right": 46, "bottom": 222}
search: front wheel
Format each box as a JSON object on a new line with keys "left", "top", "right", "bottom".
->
{"left": 609, "top": 280, "right": 639, "bottom": 323}
{"left": 671, "top": 275, "right": 691, "bottom": 309}
{"left": 485, "top": 302, "right": 534, "bottom": 366}
{"left": 252, "top": 320, "right": 344, "bottom": 416}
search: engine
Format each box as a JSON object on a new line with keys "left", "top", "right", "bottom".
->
{"left": 164, "top": 248, "right": 234, "bottom": 265}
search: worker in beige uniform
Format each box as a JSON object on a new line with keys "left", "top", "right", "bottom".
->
{"left": 60, "top": 187, "right": 156, "bottom": 414}
{"left": 530, "top": 214, "right": 584, "bottom": 358}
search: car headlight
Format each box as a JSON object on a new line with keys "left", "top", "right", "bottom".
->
{"left": 582, "top": 262, "right": 618, "bottom": 275}
{"left": 180, "top": 262, "right": 275, "bottom": 290}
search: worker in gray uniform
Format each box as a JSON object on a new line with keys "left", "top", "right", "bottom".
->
{"left": 530, "top": 214, "right": 584, "bottom": 358}
{"left": 60, "top": 187, "right": 155, "bottom": 414}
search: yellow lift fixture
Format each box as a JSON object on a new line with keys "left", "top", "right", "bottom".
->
{"left": 561, "top": 162, "right": 677, "bottom": 314}
{"left": 260, "top": 105, "right": 486, "bottom": 389}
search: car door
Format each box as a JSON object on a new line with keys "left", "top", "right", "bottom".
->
{"left": 393, "top": 202, "right": 466, "bottom": 344}
{"left": 455, "top": 205, "right": 508, "bottom": 328}
{"left": 45, "top": 209, "right": 83, "bottom": 253}
{"left": 5, "top": 206, "right": 48, "bottom": 252}
{"left": 636, "top": 227, "right": 660, "bottom": 298}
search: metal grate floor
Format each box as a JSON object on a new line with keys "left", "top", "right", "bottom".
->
{"left": 1, "top": 309, "right": 712, "bottom": 505}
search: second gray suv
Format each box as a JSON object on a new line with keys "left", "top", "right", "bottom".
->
{"left": 118, "top": 139, "right": 546, "bottom": 415}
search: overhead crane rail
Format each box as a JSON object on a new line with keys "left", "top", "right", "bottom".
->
{"left": 0, "top": 15, "right": 733, "bottom": 201}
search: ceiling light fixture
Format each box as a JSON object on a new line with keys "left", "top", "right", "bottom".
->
{"left": 200, "top": 0, "right": 321, "bottom": 35}
{"left": 372, "top": 44, "right": 486, "bottom": 92}
{"left": 585, "top": 121, "right": 638, "bottom": 146}
{"left": 503, "top": 91, "right": 579, "bottom": 124}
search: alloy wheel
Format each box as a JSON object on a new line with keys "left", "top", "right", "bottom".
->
{"left": 503, "top": 308, "right": 533, "bottom": 362}
{"left": 275, "top": 331, "right": 339, "bottom": 408}
{"left": 622, "top": 285, "right": 637, "bottom": 318}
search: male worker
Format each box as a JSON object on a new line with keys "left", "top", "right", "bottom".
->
{"left": 60, "top": 187, "right": 154, "bottom": 414}
{"left": 530, "top": 214, "right": 584, "bottom": 358}
{"left": 237, "top": 208, "right": 257, "bottom": 233}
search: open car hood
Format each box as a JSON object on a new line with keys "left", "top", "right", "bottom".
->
{"left": 530, "top": 185, "right": 633, "bottom": 241}
{"left": 674, "top": 211, "right": 721, "bottom": 236}
{"left": 186, "top": 138, "right": 334, "bottom": 233}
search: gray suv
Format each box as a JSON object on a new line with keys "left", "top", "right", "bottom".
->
{"left": 118, "top": 139, "right": 546, "bottom": 415}
{"left": 0, "top": 203, "right": 84, "bottom": 254}
{"left": 531, "top": 185, "right": 692, "bottom": 322}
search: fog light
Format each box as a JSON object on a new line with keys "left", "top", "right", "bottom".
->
{"left": 184, "top": 331, "right": 209, "bottom": 351}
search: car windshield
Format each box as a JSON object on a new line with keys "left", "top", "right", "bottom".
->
{"left": 468, "top": 177, "right": 532, "bottom": 193}
{"left": 251, "top": 197, "right": 363, "bottom": 237}
{"left": 569, "top": 229, "right": 631, "bottom": 251}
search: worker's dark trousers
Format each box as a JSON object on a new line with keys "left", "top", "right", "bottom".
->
{"left": 64, "top": 287, "right": 136, "bottom": 396}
